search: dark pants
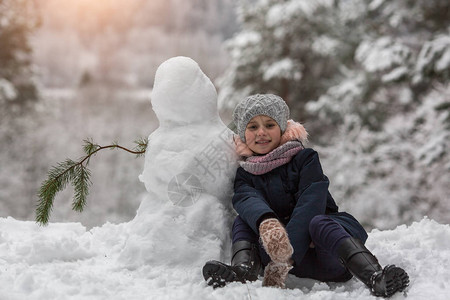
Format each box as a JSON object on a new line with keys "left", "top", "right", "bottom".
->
{"left": 232, "top": 214, "right": 354, "bottom": 282}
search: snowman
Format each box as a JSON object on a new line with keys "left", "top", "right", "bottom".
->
{"left": 119, "top": 57, "right": 238, "bottom": 269}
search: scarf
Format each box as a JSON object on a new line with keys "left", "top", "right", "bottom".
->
{"left": 239, "top": 140, "right": 304, "bottom": 175}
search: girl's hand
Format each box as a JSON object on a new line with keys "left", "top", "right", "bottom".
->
{"left": 259, "top": 218, "right": 293, "bottom": 263}
{"left": 259, "top": 218, "right": 294, "bottom": 288}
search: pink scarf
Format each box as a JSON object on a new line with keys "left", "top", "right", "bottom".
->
{"left": 239, "top": 141, "right": 304, "bottom": 175}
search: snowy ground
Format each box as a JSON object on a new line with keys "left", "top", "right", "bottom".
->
{"left": 0, "top": 216, "right": 448, "bottom": 300}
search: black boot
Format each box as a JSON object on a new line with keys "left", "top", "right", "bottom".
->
{"left": 337, "top": 237, "right": 409, "bottom": 298}
{"left": 202, "top": 240, "right": 262, "bottom": 288}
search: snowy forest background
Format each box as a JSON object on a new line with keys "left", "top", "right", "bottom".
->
{"left": 1, "top": 0, "right": 449, "bottom": 230}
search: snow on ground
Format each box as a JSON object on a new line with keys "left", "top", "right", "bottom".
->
{"left": 0, "top": 216, "right": 449, "bottom": 300}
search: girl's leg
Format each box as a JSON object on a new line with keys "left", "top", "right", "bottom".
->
{"left": 337, "top": 237, "right": 409, "bottom": 297}
{"left": 308, "top": 215, "right": 352, "bottom": 258}
{"left": 203, "top": 216, "right": 262, "bottom": 288}
{"left": 297, "top": 215, "right": 409, "bottom": 297}
{"left": 232, "top": 215, "right": 259, "bottom": 244}
{"left": 290, "top": 215, "right": 352, "bottom": 282}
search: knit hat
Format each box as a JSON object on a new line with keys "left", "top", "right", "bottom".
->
{"left": 233, "top": 94, "right": 290, "bottom": 142}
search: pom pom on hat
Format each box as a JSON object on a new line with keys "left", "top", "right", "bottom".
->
{"left": 233, "top": 94, "right": 289, "bottom": 142}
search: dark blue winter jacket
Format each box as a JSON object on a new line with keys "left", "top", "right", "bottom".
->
{"left": 232, "top": 148, "right": 368, "bottom": 265}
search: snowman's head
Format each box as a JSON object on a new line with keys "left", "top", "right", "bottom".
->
{"left": 151, "top": 57, "right": 219, "bottom": 126}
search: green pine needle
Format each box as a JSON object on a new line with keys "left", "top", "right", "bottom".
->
{"left": 36, "top": 137, "right": 148, "bottom": 226}
{"left": 72, "top": 164, "right": 91, "bottom": 212}
{"left": 36, "top": 159, "right": 77, "bottom": 225}
{"left": 83, "top": 138, "right": 100, "bottom": 155}
{"left": 133, "top": 137, "right": 148, "bottom": 158}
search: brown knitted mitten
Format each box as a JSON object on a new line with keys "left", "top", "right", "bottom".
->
{"left": 262, "top": 261, "right": 293, "bottom": 288}
{"left": 259, "top": 218, "right": 293, "bottom": 263}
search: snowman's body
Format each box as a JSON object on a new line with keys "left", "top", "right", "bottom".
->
{"left": 119, "top": 57, "right": 238, "bottom": 268}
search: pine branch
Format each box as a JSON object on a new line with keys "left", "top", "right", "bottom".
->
{"left": 133, "top": 137, "right": 148, "bottom": 158}
{"left": 36, "top": 137, "right": 148, "bottom": 226}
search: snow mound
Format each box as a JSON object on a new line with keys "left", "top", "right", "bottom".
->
{"left": 0, "top": 217, "right": 448, "bottom": 299}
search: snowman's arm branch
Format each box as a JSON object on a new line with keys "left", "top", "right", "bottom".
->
{"left": 35, "top": 138, "right": 148, "bottom": 226}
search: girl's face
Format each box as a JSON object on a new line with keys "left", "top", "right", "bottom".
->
{"left": 244, "top": 115, "right": 282, "bottom": 155}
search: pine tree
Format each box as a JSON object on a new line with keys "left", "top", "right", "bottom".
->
{"left": 306, "top": 0, "right": 450, "bottom": 228}
{"left": 217, "top": 0, "right": 358, "bottom": 114}
{"left": 0, "top": 0, "right": 40, "bottom": 108}
{"left": 1, "top": 0, "right": 42, "bottom": 221}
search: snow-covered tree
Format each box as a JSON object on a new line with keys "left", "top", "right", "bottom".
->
{"left": 218, "top": 0, "right": 450, "bottom": 228}
{"left": 0, "top": 0, "right": 41, "bottom": 215}
{"left": 0, "top": 0, "right": 39, "bottom": 108}
{"left": 306, "top": 0, "right": 450, "bottom": 228}
{"left": 217, "top": 0, "right": 362, "bottom": 115}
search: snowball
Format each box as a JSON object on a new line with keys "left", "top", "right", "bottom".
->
{"left": 150, "top": 56, "right": 219, "bottom": 126}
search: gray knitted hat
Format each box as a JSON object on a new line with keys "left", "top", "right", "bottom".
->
{"left": 233, "top": 94, "right": 290, "bottom": 142}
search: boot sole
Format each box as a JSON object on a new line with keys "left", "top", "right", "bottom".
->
{"left": 381, "top": 265, "right": 410, "bottom": 297}
{"left": 202, "top": 261, "right": 237, "bottom": 288}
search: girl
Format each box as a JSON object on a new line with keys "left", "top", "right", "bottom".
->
{"left": 202, "top": 94, "right": 409, "bottom": 297}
